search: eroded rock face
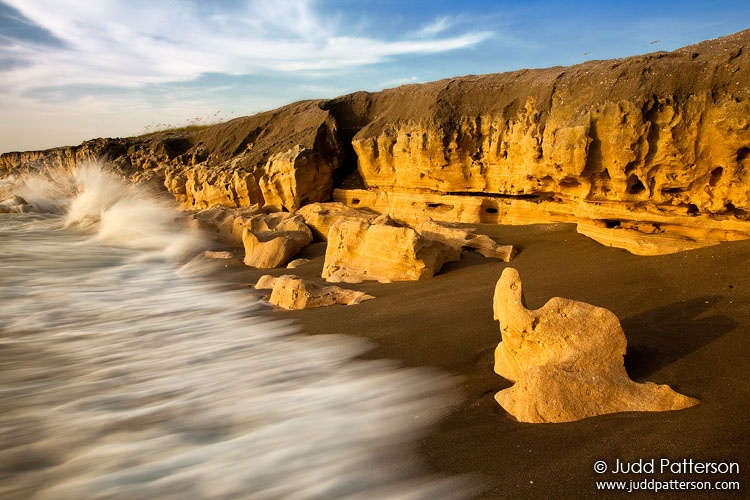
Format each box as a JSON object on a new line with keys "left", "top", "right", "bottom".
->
{"left": 163, "top": 101, "right": 343, "bottom": 212}
{"left": 493, "top": 268, "right": 698, "bottom": 423}
{"left": 241, "top": 213, "right": 313, "bottom": 268}
{"left": 3, "top": 31, "right": 750, "bottom": 254}
{"left": 344, "top": 36, "right": 750, "bottom": 213}
{"left": 2, "top": 101, "right": 344, "bottom": 214}
{"left": 254, "top": 274, "right": 374, "bottom": 310}
{"left": 322, "top": 217, "right": 459, "bottom": 283}
{"left": 328, "top": 30, "right": 750, "bottom": 254}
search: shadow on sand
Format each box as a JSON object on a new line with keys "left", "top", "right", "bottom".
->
{"left": 622, "top": 296, "right": 735, "bottom": 380}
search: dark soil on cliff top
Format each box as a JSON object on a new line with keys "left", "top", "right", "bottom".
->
{"left": 209, "top": 223, "right": 750, "bottom": 499}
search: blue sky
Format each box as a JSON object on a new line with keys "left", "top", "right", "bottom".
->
{"left": 1, "top": 0, "right": 748, "bottom": 153}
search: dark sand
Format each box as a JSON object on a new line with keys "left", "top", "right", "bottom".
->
{"left": 210, "top": 223, "right": 750, "bottom": 499}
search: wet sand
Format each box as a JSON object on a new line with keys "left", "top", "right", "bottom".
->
{"left": 211, "top": 222, "right": 750, "bottom": 498}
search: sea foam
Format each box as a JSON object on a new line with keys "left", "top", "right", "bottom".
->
{"left": 11, "top": 163, "right": 203, "bottom": 258}
{"left": 0, "top": 165, "right": 471, "bottom": 499}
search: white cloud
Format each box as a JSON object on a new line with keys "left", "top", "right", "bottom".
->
{"left": 380, "top": 76, "right": 421, "bottom": 88}
{"left": 0, "top": 0, "right": 496, "bottom": 152}
{"left": 416, "top": 16, "right": 452, "bottom": 38}
{"left": 0, "top": 0, "right": 492, "bottom": 93}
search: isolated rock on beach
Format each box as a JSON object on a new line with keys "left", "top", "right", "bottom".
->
{"left": 322, "top": 217, "right": 459, "bottom": 283}
{"left": 417, "top": 220, "right": 516, "bottom": 261}
{"left": 255, "top": 274, "right": 374, "bottom": 310}
{"left": 493, "top": 268, "right": 699, "bottom": 423}
{"left": 286, "top": 258, "right": 311, "bottom": 269}
{"left": 242, "top": 213, "right": 312, "bottom": 268}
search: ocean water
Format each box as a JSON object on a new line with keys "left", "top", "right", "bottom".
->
{"left": 0, "top": 165, "right": 468, "bottom": 499}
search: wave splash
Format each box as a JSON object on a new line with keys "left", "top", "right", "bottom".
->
{"left": 6, "top": 163, "right": 202, "bottom": 258}
{"left": 0, "top": 167, "right": 472, "bottom": 499}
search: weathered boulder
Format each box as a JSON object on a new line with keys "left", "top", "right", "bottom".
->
{"left": 0, "top": 195, "right": 30, "bottom": 214}
{"left": 192, "top": 205, "right": 262, "bottom": 245}
{"left": 417, "top": 219, "right": 516, "bottom": 261}
{"left": 493, "top": 268, "right": 698, "bottom": 423}
{"left": 242, "top": 213, "right": 313, "bottom": 268}
{"left": 322, "top": 217, "right": 459, "bottom": 283}
{"left": 255, "top": 274, "right": 374, "bottom": 310}
{"left": 296, "top": 202, "right": 379, "bottom": 240}
{"left": 286, "top": 258, "right": 311, "bottom": 269}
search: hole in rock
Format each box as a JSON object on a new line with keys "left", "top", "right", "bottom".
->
{"left": 627, "top": 175, "right": 647, "bottom": 194}
{"left": 485, "top": 207, "right": 499, "bottom": 214}
{"left": 709, "top": 166, "right": 724, "bottom": 187}
{"left": 603, "top": 219, "right": 621, "bottom": 229}
{"left": 426, "top": 203, "right": 455, "bottom": 211}
{"left": 725, "top": 203, "right": 749, "bottom": 218}
{"left": 559, "top": 177, "right": 581, "bottom": 188}
{"left": 738, "top": 147, "right": 750, "bottom": 162}
{"left": 687, "top": 203, "right": 699, "bottom": 215}
{"left": 351, "top": 198, "right": 360, "bottom": 205}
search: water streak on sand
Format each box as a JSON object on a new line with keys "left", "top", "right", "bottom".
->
{"left": 0, "top": 165, "right": 467, "bottom": 499}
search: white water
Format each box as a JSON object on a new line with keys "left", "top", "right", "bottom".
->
{"left": 0, "top": 165, "right": 469, "bottom": 499}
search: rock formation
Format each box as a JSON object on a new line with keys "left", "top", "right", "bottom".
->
{"left": 3, "top": 30, "right": 750, "bottom": 254}
{"left": 286, "top": 258, "right": 311, "bottom": 269}
{"left": 296, "top": 202, "right": 379, "bottom": 240}
{"left": 192, "top": 205, "right": 262, "bottom": 245}
{"left": 255, "top": 274, "right": 374, "bottom": 310}
{"left": 161, "top": 100, "right": 344, "bottom": 212}
{"left": 417, "top": 220, "right": 515, "bottom": 261}
{"left": 322, "top": 216, "right": 459, "bottom": 283}
{"left": 241, "top": 213, "right": 313, "bottom": 268}
{"left": 493, "top": 268, "right": 699, "bottom": 423}
{"left": 0, "top": 195, "right": 30, "bottom": 214}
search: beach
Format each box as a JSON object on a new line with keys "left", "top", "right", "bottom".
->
{"left": 213, "top": 222, "right": 750, "bottom": 498}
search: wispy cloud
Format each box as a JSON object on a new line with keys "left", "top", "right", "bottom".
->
{"left": 0, "top": 0, "right": 494, "bottom": 151}
{"left": 380, "top": 75, "right": 421, "bottom": 88}
{"left": 416, "top": 16, "right": 452, "bottom": 38}
{"left": 0, "top": 0, "right": 492, "bottom": 96}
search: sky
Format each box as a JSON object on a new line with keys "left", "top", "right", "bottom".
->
{"left": 1, "top": 0, "right": 749, "bottom": 154}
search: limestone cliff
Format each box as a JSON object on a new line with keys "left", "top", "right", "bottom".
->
{"left": 1, "top": 100, "right": 343, "bottom": 213}
{"left": 3, "top": 29, "right": 750, "bottom": 254}
{"left": 326, "top": 30, "right": 750, "bottom": 253}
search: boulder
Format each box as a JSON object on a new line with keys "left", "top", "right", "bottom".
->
{"left": 296, "top": 202, "right": 378, "bottom": 240}
{"left": 417, "top": 219, "right": 516, "bottom": 261}
{"left": 286, "top": 258, "right": 311, "bottom": 269}
{"left": 254, "top": 274, "right": 374, "bottom": 310}
{"left": 242, "top": 213, "right": 313, "bottom": 268}
{"left": 0, "top": 195, "right": 30, "bottom": 214}
{"left": 192, "top": 205, "right": 261, "bottom": 245}
{"left": 322, "top": 218, "right": 459, "bottom": 283}
{"left": 203, "top": 250, "right": 234, "bottom": 259}
{"left": 493, "top": 268, "right": 699, "bottom": 423}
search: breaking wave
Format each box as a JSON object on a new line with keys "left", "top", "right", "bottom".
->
{"left": 0, "top": 164, "right": 470, "bottom": 499}
{"left": 8, "top": 163, "right": 202, "bottom": 258}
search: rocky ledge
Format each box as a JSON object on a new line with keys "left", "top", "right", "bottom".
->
{"left": 3, "top": 30, "right": 750, "bottom": 255}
